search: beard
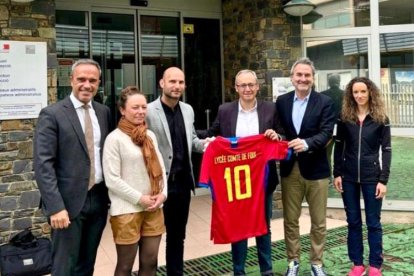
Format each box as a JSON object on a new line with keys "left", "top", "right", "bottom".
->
{"left": 164, "top": 90, "right": 182, "bottom": 100}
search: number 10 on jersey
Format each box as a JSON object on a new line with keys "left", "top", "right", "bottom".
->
{"left": 224, "top": 165, "right": 252, "bottom": 202}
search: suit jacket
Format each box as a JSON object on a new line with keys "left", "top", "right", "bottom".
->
{"left": 321, "top": 86, "right": 344, "bottom": 119}
{"left": 146, "top": 98, "right": 204, "bottom": 189}
{"left": 34, "top": 97, "right": 112, "bottom": 219}
{"left": 276, "top": 90, "right": 335, "bottom": 180}
{"left": 197, "top": 100, "right": 283, "bottom": 193}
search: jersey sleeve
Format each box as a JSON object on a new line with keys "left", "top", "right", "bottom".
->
{"left": 199, "top": 147, "right": 212, "bottom": 188}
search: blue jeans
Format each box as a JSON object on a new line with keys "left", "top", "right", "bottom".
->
{"left": 231, "top": 192, "right": 273, "bottom": 275}
{"left": 341, "top": 181, "right": 383, "bottom": 269}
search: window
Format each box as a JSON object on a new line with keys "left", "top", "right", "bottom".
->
{"left": 304, "top": 0, "right": 370, "bottom": 30}
{"left": 379, "top": 0, "right": 414, "bottom": 25}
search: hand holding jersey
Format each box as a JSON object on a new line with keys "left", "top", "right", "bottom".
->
{"left": 199, "top": 134, "right": 289, "bottom": 244}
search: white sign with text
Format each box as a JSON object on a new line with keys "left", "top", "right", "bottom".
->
{"left": 0, "top": 40, "right": 47, "bottom": 120}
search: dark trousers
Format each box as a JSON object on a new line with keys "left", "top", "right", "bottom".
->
{"left": 342, "top": 181, "right": 383, "bottom": 268}
{"left": 163, "top": 189, "right": 191, "bottom": 276}
{"left": 231, "top": 192, "right": 273, "bottom": 275}
{"left": 51, "top": 184, "right": 109, "bottom": 276}
{"left": 326, "top": 138, "right": 335, "bottom": 180}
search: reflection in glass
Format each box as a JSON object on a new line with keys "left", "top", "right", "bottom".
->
{"left": 307, "top": 38, "right": 370, "bottom": 200}
{"left": 306, "top": 38, "right": 368, "bottom": 91}
{"left": 56, "top": 11, "right": 89, "bottom": 58}
{"left": 380, "top": 32, "right": 414, "bottom": 128}
{"left": 140, "top": 16, "right": 180, "bottom": 101}
{"left": 304, "top": 0, "right": 370, "bottom": 30}
{"left": 92, "top": 13, "right": 136, "bottom": 125}
{"left": 56, "top": 11, "right": 89, "bottom": 100}
{"left": 380, "top": 31, "right": 414, "bottom": 202}
{"left": 379, "top": 0, "right": 414, "bottom": 25}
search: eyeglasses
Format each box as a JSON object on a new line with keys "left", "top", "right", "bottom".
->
{"left": 236, "top": 83, "right": 257, "bottom": 90}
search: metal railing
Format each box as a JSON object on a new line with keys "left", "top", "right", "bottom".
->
{"left": 381, "top": 84, "right": 414, "bottom": 128}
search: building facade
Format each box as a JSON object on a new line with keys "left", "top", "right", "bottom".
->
{"left": 1, "top": 0, "right": 413, "bottom": 241}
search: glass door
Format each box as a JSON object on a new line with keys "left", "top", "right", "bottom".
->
{"left": 305, "top": 37, "right": 369, "bottom": 91}
{"left": 139, "top": 14, "right": 181, "bottom": 102}
{"left": 305, "top": 36, "right": 370, "bottom": 199}
{"left": 183, "top": 17, "right": 222, "bottom": 182}
{"left": 56, "top": 10, "right": 90, "bottom": 100}
{"left": 92, "top": 12, "right": 136, "bottom": 125}
{"left": 183, "top": 17, "right": 222, "bottom": 130}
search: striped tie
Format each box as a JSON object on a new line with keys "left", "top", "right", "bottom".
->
{"left": 83, "top": 104, "right": 95, "bottom": 190}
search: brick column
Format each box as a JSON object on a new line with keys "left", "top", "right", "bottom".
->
{"left": 222, "top": 0, "right": 302, "bottom": 217}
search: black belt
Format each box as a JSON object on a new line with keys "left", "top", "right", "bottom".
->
{"left": 88, "top": 182, "right": 105, "bottom": 193}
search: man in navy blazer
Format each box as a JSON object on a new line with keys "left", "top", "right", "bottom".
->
{"left": 34, "top": 59, "right": 111, "bottom": 276}
{"left": 275, "top": 58, "right": 335, "bottom": 276}
{"left": 198, "top": 69, "right": 283, "bottom": 276}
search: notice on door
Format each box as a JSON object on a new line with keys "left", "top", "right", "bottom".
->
{"left": 0, "top": 40, "right": 47, "bottom": 120}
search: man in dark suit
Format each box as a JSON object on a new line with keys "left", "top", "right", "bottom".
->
{"left": 275, "top": 58, "right": 335, "bottom": 276}
{"left": 198, "top": 69, "right": 282, "bottom": 276}
{"left": 321, "top": 74, "right": 344, "bottom": 183}
{"left": 34, "top": 59, "right": 112, "bottom": 276}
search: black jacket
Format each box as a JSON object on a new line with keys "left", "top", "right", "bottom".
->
{"left": 276, "top": 90, "right": 335, "bottom": 180}
{"left": 333, "top": 115, "right": 391, "bottom": 184}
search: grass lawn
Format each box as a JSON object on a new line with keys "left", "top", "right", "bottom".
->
{"left": 328, "top": 136, "right": 414, "bottom": 200}
{"left": 387, "top": 136, "right": 414, "bottom": 200}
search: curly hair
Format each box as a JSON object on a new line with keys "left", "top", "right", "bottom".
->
{"left": 341, "top": 77, "right": 387, "bottom": 124}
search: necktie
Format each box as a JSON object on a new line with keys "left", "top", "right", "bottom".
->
{"left": 83, "top": 105, "right": 95, "bottom": 190}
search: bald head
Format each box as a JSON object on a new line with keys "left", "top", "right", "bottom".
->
{"left": 162, "top": 67, "right": 185, "bottom": 80}
{"left": 160, "top": 67, "right": 186, "bottom": 107}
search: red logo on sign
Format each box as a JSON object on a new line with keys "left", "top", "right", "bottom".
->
{"left": 3, "top": 44, "right": 9, "bottom": 50}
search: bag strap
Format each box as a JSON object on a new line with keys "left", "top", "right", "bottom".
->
{"left": 9, "top": 229, "right": 36, "bottom": 247}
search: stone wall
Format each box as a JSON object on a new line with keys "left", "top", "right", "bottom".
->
{"left": 0, "top": 0, "right": 302, "bottom": 243}
{"left": 0, "top": 0, "right": 56, "bottom": 244}
{"left": 222, "top": 0, "right": 301, "bottom": 101}
{"left": 222, "top": 0, "right": 301, "bottom": 216}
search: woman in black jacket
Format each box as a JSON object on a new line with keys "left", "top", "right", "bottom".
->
{"left": 333, "top": 77, "right": 391, "bottom": 276}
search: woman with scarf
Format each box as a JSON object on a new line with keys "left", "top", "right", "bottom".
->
{"left": 103, "top": 86, "right": 167, "bottom": 276}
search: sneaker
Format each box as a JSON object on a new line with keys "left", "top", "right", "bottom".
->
{"left": 348, "top": 265, "right": 366, "bottom": 276}
{"left": 285, "top": 260, "right": 299, "bottom": 276}
{"left": 311, "top": 263, "right": 327, "bottom": 276}
{"left": 368, "top": 266, "right": 382, "bottom": 276}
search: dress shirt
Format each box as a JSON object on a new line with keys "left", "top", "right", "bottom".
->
{"left": 292, "top": 93, "right": 309, "bottom": 134}
{"left": 70, "top": 93, "right": 103, "bottom": 184}
{"left": 235, "top": 100, "right": 259, "bottom": 137}
{"left": 161, "top": 100, "right": 193, "bottom": 192}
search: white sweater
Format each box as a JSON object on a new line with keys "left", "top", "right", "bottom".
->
{"left": 103, "top": 128, "right": 167, "bottom": 216}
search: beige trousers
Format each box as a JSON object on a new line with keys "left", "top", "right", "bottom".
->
{"left": 281, "top": 162, "right": 329, "bottom": 265}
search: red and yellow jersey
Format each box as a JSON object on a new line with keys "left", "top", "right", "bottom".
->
{"left": 199, "top": 134, "right": 289, "bottom": 244}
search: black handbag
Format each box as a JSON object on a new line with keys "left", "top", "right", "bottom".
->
{"left": 0, "top": 229, "right": 52, "bottom": 276}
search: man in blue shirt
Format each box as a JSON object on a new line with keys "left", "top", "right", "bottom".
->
{"left": 275, "top": 57, "right": 335, "bottom": 276}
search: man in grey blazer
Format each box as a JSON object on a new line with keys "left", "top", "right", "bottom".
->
{"left": 146, "top": 67, "right": 205, "bottom": 276}
{"left": 34, "top": 59, "right": 112, "bottom": 276}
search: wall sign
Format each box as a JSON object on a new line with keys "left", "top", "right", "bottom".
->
{"left": 0, "top": 40, "right": 47, "bottom": 120}
{"left": 272, "top": 77, "right": 294, "bottom": 102}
